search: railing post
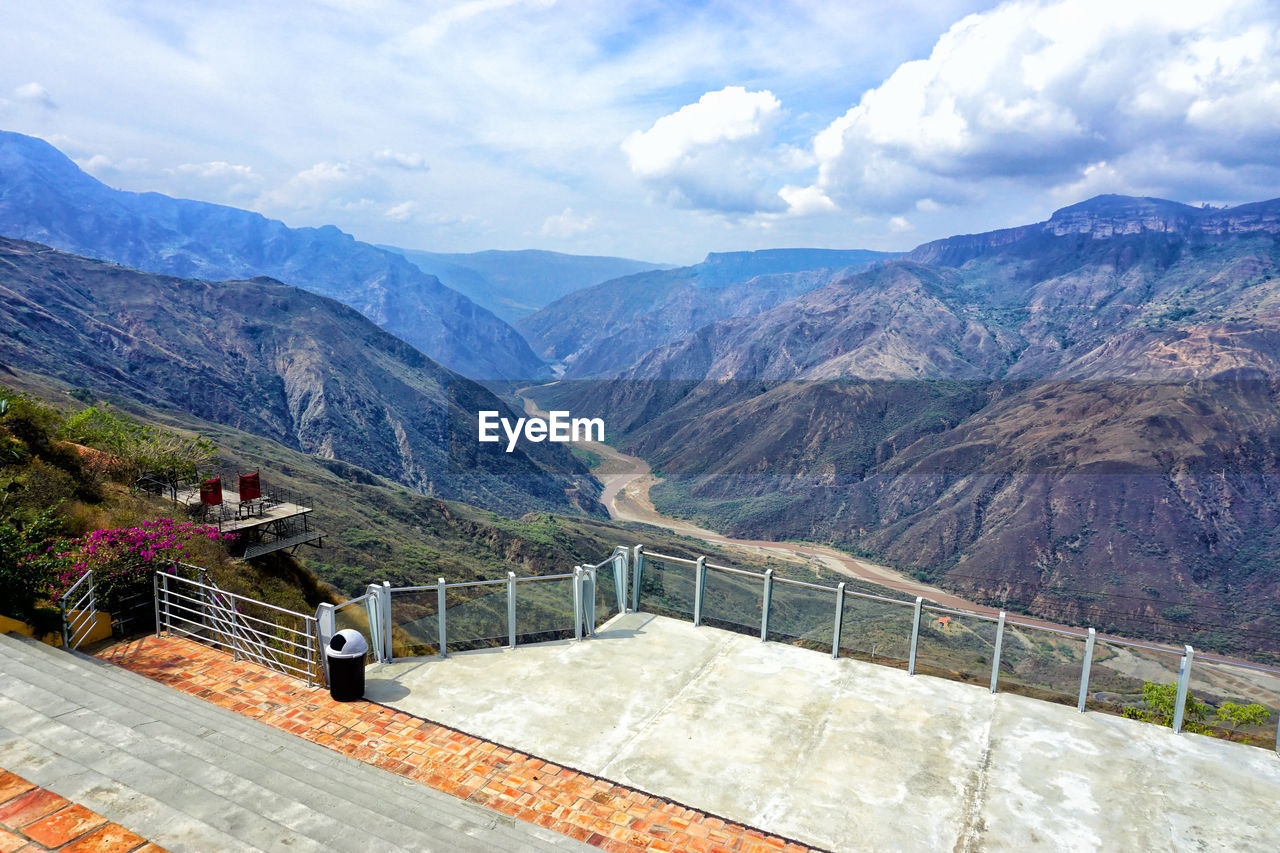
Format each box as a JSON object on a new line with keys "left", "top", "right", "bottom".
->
{"left": 162, "top": 572, "right": 172, "bottom": 640}
{"left": 587, "top": 566, "right": 598, "bottom": 636}
{"left": 437, "top": 577, "right": 447, "bottom": 658}
{"left": 1077, "top": 627, "right": 1096, "bottom": 713}
{"left": 315, "top": 602, "right": 335, "bottom": 686}
{"left": 507, "top": 572, "right": 517, "bottom": 649}
{"left": 760, "top": 569, "right": 774, "bottom": 641}
{"left": 908, "top": 597, "right": 923, "bottom": 676}
{"left": 230, "top": 593, "right": 240, "bottom": 662}
{"left": 364, "top": 584, "right": 383, "bottom": 664}
{"left": 832, "top": 583, "right": 846, "bottom": 659}
{"left": 1172, "top": 644, "right": 1195, "bottom": 734}
{"left": 631, "top": 545, "right": 644, "bottom": 612}
{"left": 60, "top": 596, "right": 69, "bottom": 649}
{"left": 613, "top": 547, "right": 628, "bottom": 613}
{"left": 382, "top": 581, "right": 392, "bottom": 663}
{"left": 693, "top": 556, "right": 706, "bottom": 627}
{"left": 989, "top": 611, "right": 1006, "bottom": 694}
{"left": 153, "top": 571, "right": 161, "bottom": 639}
{"left": 304, "top": 618, "right": 315, "bottom": 688}
{"left": 573, "top": 567, "right": 584, "bottom": 641}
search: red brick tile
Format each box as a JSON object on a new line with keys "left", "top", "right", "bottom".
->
{"left": 61, "top": 822, "right": 148, "bottom": 853}
{"left": 0, "top": 789, "right": 69, "bottom": 830}
{"left": 22, "top": 804, "right": 107, "bottom": 847}
{"left": 93, "top": 634, "right": 805, "bottom": 853}
{"left": 0, "top": 775, "right": 34, "bottom": 806}
{"left": 0, "top": 827, "right": 25, "bottom": 853}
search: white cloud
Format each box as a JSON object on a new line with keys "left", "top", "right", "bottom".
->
{"left": 175, "top": 161, "right": 257, "bottom": 181}
{"left": 259, "top": 161, "right": 383, "bottom": 214}
{"left": 13, "top": 82, "right": 55, "bottom": 108}
{"left": 797, "top": 0, "right": 1280, "bottom": 214}
{"left": 778, "top": 184, "right": 836, "bottom": 216}
{"left": 167, "top": 161, "right": 264, "bottom": 202}
{"left": 77, "top": 153, "right": 150, "bottom": 177}
{"left": 372, "top": 149, "right": 430, "bottom": 171}
{"left": 622, "top": 86, "right": 788, "bottom": 214}
{"left": 384, "top": 200, "right": 418, "bottom": 222}
{"left": 540, "top": 207, "right": 594, "bottom": 238}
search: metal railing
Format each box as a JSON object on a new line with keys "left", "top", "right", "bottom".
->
{"left": 626, "top": 544, "right": 1280, "bottom": 754}
{"left": 60, "top": 570, "right": 97, "bottom": 651}
{"left": 155, "top": 572, "right": 320, "bottom": 686}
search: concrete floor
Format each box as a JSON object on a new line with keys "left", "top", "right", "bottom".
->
{"left": 365, "top": 613, "right": 1280, "bottom": 853}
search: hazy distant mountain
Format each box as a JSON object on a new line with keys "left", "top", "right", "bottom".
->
{"left": 0, "top": 130, "right": 547, "bottom": 380}
{"left": 381, "top": 246, "right": 668, "bottom": 322}
{"left": 538, "top": 195, "right": 1280, "bottom": 652}
{"left": 0, "top": 237, "right": 602, "bottom": 517}
{"left": 518, "top": 248, "right": 895, "bottom": 378}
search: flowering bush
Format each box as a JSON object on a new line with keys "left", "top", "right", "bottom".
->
{"left": 52, "top": 518, "right": 233, "bottom": 610}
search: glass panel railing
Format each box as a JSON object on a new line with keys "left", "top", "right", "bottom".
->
{"left": 994, "top": 622, "right": 1087, "bottom": 706}
{"left": 333, "top": 596, "right": 372, "bottom": 640}
{"left": 914, "top": 607, "right": 1001, "bottom": 687}
{"left": 593, "top": 563, "right": 620, "bottom": 629}
{"left": 389, "top": 588, "right": 439, "bottom": 658}
{"left": 766, "top": 579, "right": 837, "bottom": 652}
{"left": 637, "top": 555, "right": 695, "bottom": 620}
{"left": 515, "top": 576, "right": 576, "bottom": 645}
{"left": 701, "top": 564, "right": 764, "bottom": 638}
{"left": 444, "top": 582, "right": 508, "bottom": 653}
{"left": 838, "top": 593, "right": 915, "bottom": 669}
{"left": 1186, "top": 656, "right": 1280, "bottom": 748}
{"left": 1085, "top": 640, "right": 1184, "bottom": 725}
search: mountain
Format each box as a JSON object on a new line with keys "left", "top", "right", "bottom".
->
{"left": 535, "top": 195, "right": 1280, "bottom": 654}
{"left": 0, "top": 236, "right": 602, "bottom": 517}
{"left": 517, "top": 248, "right": 895, "bottom": 378}
{"left": 0, "top": 130, "right": 546, "bottom": 380}
{"left": 381, "top": 246, "right": 668, "bottom": 322}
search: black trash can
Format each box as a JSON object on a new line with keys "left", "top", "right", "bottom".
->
{"left": 326, "top": 629, "right": 368, "bottom": 701}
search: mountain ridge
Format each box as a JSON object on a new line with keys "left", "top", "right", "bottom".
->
{"left": 0, "top": 236, "right": 601, "bottom": 517}
{"left": 534, "top": 193, "right": 1280, "bottom": 653}
{"left": 0, "top": 130, "right": 546, "bottom": 380}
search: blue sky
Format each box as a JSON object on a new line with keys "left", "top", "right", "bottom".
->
{"left": 3, "top": 1, "right": 1279, "bottom": 263}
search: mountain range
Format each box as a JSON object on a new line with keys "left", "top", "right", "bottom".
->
{"left": 518, "top": 248, "right": 894, "bottom": 378}
{"left": 0, "top": 236, "right": 602, "bottom": 517}
{"left": 534, "top": 195, "right": 1280, "bottom": 653}
{"left": 381, "top": 246, "right": 668, "bottom": 322}
{"left": 0, "top": 131, "right": 544, "bottom": 380}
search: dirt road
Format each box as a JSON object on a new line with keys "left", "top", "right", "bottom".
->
{"left": 518, "top": 385, "right": 986, "bottom": 608}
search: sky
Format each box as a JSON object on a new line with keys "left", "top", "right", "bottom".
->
{"left": 3, "top": 0, "right": 1280, "bottom": 264}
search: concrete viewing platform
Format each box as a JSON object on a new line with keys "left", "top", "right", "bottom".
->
{"left": 367, "top": 612, "right": 1280, "bottom": 852}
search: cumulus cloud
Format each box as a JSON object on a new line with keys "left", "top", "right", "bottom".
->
{"left": 384, "top": 200, "right": 418, "bottom": 222}
{"left": 78, "top": 153, "right": 150, "bottom": 177}
{"left": 170, "top": 161, "right": 263, "bottom": 201}
{"left": 260, "top": 160, "right": 383, "bottom": 213}
{"left": 13, "top": 82, "right": 55, "bottom": 109}
{"left": 372, "top": 149, "right": 430, "bottom": 171}
{"left": 540, "top": 207, "right": 594, "bottom": 238}
{"left": 791, "top": 0, "right": 1280, "bottom": 215}
{"left": 622, "top": 86, "right": 788, "bottom": 214}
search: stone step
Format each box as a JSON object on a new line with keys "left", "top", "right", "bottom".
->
{"left": 5, "top": 638, "right": 499, "bottom": 841}
{"left": 0, "top": 660, "right": 534, "bottom": 853}
{"left": 0, "top": 633, "right": 590, "bottom": 852}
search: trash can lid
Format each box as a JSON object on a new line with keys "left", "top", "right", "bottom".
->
{"left": 328, "top": 628, "right": 369, "bottom": 657}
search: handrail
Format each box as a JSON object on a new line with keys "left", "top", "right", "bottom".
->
{"left": 646, "top": 551, "right": 698, "bottom": 565}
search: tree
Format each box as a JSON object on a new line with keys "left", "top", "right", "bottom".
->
{"left": 61, "top": 406, "right": 214, "bottom": 486}
{"left": 1216, "top": 701, "right": 1271, "bottom": 731}
{"left": 1121, "top": 681, "right": 1213, "bottom": 734}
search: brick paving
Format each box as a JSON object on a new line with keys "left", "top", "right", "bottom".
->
{"left": 96, "top": 635, "right": 825, "bottom": 853}
{"left": 0, "top": 769, "right": 163, "bottom": 853}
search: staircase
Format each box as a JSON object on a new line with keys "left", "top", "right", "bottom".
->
{"left": 0, "top": 632, "right": 592, "bottom": 852}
